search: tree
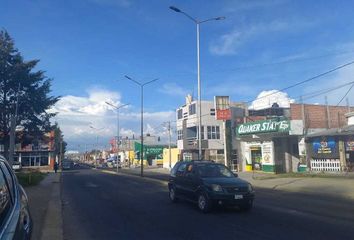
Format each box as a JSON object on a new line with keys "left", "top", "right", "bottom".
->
{"left": 52, "top": 122, "right": 67, "bottom": 159}
{"left": 0, "top": 30, "right": 59, "bottom": 159}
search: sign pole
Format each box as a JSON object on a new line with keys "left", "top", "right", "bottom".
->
{"left": 223, "top": 120, "right": 228, "bottom": 167}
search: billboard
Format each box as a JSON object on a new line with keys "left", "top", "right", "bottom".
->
{"left": 214, "top": 96, "right": 231, "bottom": 121}
{"left": 312, "top": 137, "right": 336, "bottom": 154}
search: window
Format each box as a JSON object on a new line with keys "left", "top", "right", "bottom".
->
{"left": 177, "top": 109, "right": 183, "bottom": 119}
{"left": 189, "top": 104, "right": 196, "bottom": 115}
{"left": 0, "top": 162, "right": 15, "bottom": 203}
{"left": 176, "top": 162, "right": 187, "bottom": 176}
{"left": 210, "top": 108, "right": 215, "bottom": 116}
{"left": 199, "top": 126, "right": 204, "bottom": 140}
{"left": 186, "top": 127, "right": 197, "bottom": 139}
{"left": 171, "top": 162, "right": 181, "bottom": 177}
{"left": 0, "top": 166, "right": 11, "bottom": 227}
{"left": 177, "top": 130, "right": 183, "bottom": 140}
{"left": 197, "top": 164, "right": 234, "bottom": 178}
{"left": 207, "top": 126, "right": 220, "bottom": 139}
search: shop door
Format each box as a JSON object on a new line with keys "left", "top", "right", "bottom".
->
{"left": 251, "top": 147, "right": 262, "bottom": 170}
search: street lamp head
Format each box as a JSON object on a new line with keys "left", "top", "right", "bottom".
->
{"left": 169, "top": 6, "right": 181, "bottom": 12}
{"left": 215, "top": 16, "right": 226, "bottom": 21}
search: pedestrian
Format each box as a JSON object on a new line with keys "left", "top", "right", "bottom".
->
{"left": 54, "top": 161, "right": 58, "bottom": 173}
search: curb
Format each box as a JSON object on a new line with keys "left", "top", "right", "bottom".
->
{"left": 97, "top": 169, "right": 168, "bottom": 186}
{"left": 40, "top": 173, "right": 63, "bottom": 240}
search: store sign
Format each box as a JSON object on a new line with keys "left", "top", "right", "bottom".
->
{"left": 214, "top": 96, "right": 231, "bottom": 120}
{"left": 346, "top": 137, "right": 354, "bottom": 151}
{"left": 236, "top": 120, "right": 290, "bottom": 135}
{"left": 313, "top": 137, "right": 336, "bottom": 154}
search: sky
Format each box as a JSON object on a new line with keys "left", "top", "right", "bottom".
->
{"left": 1, "top": 0, "right": 354, "bottom": 151}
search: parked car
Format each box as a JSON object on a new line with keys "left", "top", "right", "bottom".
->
{"left": 12, "top": 161, "right": 22, "bottom": 172}
{"left": 0, "top": 155, "right": 32, "bottom": 239}
{"left": 62, "top": 161, "right": 73, "bottom": 170}
{"left": 168, "top": 160, "right": 255, "bottom": 213}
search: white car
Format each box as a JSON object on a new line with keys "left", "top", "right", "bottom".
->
{"left": 12, "top": 161, "right": 22, "bottom": 171}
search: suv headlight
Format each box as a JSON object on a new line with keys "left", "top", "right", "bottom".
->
{"left": 248, "top": 184, "right": 254, "bottom": 192}
{"left": 211, "top": 184, "right": 223, "bottom": 192}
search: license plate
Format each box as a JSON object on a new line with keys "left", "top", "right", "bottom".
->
{"left": 234, "top": 195, "right": 243, "bottom": 199}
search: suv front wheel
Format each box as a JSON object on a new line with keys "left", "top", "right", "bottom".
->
{"left": 197, "top": 193, "right": 211, "bottom": 213}
{"left": 169, "top": 186, "right": 178, "bottom": 203}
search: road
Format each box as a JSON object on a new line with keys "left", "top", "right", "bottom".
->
{"left": 62, "top": 168, "right": 354, "bottom": 240}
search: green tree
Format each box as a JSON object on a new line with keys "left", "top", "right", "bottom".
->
{"left": 52, "top": 122, "right": 67, "bottom": 158}
{"left": 0, "top": 30, "right": 59, "bottom": 158}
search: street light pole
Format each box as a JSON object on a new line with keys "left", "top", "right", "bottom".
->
{"left": 105, "top": 102, "right": 129, "bottom": 173}
{"left": 196, "top": 22, "right": 202, "bottom": 160}
{"left": 170, "top": 6, "right": 225, "bottom": 160}
{"left": 89, "top": 125, "right": 105, "bottom": 168}
{"left": 125, "top": 75, "right": 158, "bottom": 177}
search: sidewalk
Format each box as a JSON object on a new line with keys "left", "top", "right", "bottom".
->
{"left": 24, "top": 172, "right": 63, "bottom": 240}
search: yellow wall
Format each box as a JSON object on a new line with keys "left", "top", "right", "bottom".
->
{"left": 163, "top": 148, "right": 180, "bottom": 169}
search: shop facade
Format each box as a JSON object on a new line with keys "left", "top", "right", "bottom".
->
{"left": 306, "top": 125, "right": 354, "bottom": 172}
{"left": 237, "top": 119, "right": 302, "bottom": 173}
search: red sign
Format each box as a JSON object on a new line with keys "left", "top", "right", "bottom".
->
{"left": 216, "top": 109, "right": 231, "bottom": 120}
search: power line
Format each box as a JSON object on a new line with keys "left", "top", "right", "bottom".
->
{"left": 246, "top": 60, "right": 354, "bottom": 104}
{"left": 293, "top": 81, "right": 354, "bottom": 102}
{"left": 336, "top": 83, "right": 354, "bottom": 106}
{"left": 168, "top": 49, "right": 354, "bottom": 77}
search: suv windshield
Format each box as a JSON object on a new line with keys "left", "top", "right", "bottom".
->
{"left": 197, "top": 164, "right": 234, "bottom": 178}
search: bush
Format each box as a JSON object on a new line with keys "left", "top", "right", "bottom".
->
{"left": 15, "top": 171, "right": 47, "bottom": 187}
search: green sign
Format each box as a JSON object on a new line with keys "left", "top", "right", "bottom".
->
{"left": 134, "top": 142, "right": 164, "bottom": 159}
{"left": 236, "top": 119, "right": 290, "bottom": 135}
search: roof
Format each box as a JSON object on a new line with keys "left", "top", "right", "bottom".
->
{"left": 345, "top": 111, "right": 354, "bottom": 117}
{"left": 306, "top": 124, "right": 354, "bottom": 138}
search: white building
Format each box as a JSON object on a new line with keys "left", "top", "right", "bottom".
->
{"left": 176, "top": 95, "right": 245, "bottom": 167}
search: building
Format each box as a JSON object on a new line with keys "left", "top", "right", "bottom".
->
{"left": 176, "top": 95, "right": 245, "bottom": 168}
{"left": 0, "top": 131, "right": 56, "bottom": 169}
{"left": 236, "top": 103, "right": 353, "bottom": 173}
{"left": 305, "top": 111, "right": 354, "bottom": 172}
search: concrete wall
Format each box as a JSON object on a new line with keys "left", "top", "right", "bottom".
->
{"left": 162, "top": 148, "right": 180, "bottom": 169}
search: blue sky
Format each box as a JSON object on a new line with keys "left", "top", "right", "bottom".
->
{"left": 2, "top": 0, "right": 354, "bottom": 150}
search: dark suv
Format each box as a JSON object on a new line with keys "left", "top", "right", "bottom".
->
{"left": 0, "top": 155, "right": 32, "bottom": 239}
{"left": 168, "top": 161, "right": 255, "bottom": 212}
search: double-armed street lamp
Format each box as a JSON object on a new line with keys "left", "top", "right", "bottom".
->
{"left": 125, "top": 75, "right": 158, "bottom": 177}
{"left": 105, "top": 102, "right": 129, "bottom": 173}
{"left": 89, "top": 125, "right": 105, "bottom": 168}
{"left": 170, "top": 6, "right": 225, "bottom": 160}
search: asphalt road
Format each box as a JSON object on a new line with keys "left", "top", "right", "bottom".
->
{"left": 62, "top": 168, "right": 354, "bottom": 240}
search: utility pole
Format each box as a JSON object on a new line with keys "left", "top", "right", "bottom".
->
{"left": 60, "top": 140, "right": 63, "bottom": 167}
{"left": 325, "top": 96, "right": 330, "bottom": 129}
{"left": 346, "top": 98, "right": 350, "bottom": 113}
{"left": 8, "top": 84, "right": 20, "bottom": 166}
{"left": 168, "top": 121, "right": 172, "bottom": 169}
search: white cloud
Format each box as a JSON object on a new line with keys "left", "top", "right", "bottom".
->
{"left": 51, "top": 88, "right": 176, "bottom": 150}
{"left": 223, "top": 0, "right": 286, "bottom": 12}
{"left": 210, "top": 18, "right": 317, "bottom": 56}
{"left": 158, "top": 83, "right": 190, "bottom": 97}
{"left": 210, "top": 21, "right": 290, "bottom": 56}
{"left": 249, "top": 90, "right": 295, "bottom": 110}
